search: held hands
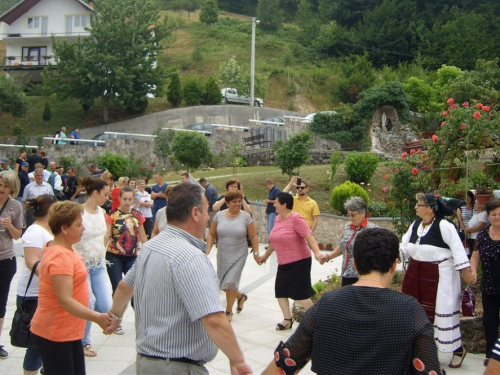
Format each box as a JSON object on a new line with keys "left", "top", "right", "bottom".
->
{"left": 230, "top": 361, "right": 253, "bottom": 375}
{"left": 315, "top": 253, "right": 329, "bottom": 265}
{"left": 95, "top": 312, "right": 113, "bottom": 331}
{"left": 463, "top": 270, "right": 477, "bottom": 285}
{"left": 103, "top": 313, "right": 122, "bottom": 335}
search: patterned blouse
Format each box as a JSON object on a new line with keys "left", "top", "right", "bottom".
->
{"left": 475, "top": 225, "right": 500, "bottom": 295}
{"left": 339, "top": 219, "right": 378, "bottom": 278}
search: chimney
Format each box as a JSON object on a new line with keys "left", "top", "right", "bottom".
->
{"left": 88, "top": 1, "right": 94, "bottom": 8}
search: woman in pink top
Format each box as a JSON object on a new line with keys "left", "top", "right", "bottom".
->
{"left": 258, "top": 192, "right": 326, "bottom": 330}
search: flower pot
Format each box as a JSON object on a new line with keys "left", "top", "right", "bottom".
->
{"left": 493, "top": 174, "right": 500, "bottom": 183}
{"left": 326, "top": 244, "right": 333, "bottom": 250}
{"left": 318, "top": 243, "right": 324, "bottom": 250}
{"left": 476, "top": 194, "right": 493, "bottom": 206}
{"left": 448, "top": 176, "right": 460, "bottom": 183}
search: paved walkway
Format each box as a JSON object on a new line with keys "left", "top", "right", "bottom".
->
{"left": 1, "top": 242, "right": 485, "bottom": 374}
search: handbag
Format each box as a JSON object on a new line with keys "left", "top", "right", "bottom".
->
{"left": 461, "top": 284, "right": 476, "bottom": 317}
{"left": 10, "top": 261, "right": 40, "bottom": 348}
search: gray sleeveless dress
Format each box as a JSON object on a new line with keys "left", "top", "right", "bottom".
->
{"left": 214, "top": 210, "right": 252, "bottom": 290}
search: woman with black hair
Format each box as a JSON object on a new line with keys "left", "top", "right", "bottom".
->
{"left": 401, "top": 193, "right": 474, "bottom": 368}
{"left": 262, "top": 228, "right": 445, "bottom": 375}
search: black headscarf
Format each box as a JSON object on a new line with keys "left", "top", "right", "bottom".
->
{"left": 423, "top": 193, "right": 466, "bottom": 217}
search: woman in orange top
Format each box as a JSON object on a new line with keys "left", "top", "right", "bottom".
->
{"left": 30, "top": 201, "right": 111, "bottom": 375}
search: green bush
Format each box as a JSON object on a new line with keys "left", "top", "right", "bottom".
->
{"left": 95, "top": 152, "right": 129, "bottom": 178}
{"left": 308, "top": 110, "right": 365, "bottom": 145}
{"left": 202, "top": 77, "right": 222, "bottom": 105}
{"left": 312, "top": 281, "right": 325, "bottom": 295}
{"left": 330, "top": 180, "right": 370, "bottom": 215}
{"left": 234, "top": 156, "right": 247, "bottom": 167}
{"left": 58, "top": 155, "right": 78, "bottom": 171}
{"left": 183, "top": 76, "right": 202, "bottom": 105}
{"left": 368, "top": 200, "right": 390, "bottom": 217}
{"left": 344, "top": 152, "right": 379, "bottom": 183}
{"left": 167, "top": 70, "right": 183, "bottom": 107}
{"left": 330, "top": 150, "right": 341, "bottom": 187}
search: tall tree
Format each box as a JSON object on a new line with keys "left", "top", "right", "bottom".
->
{"left": 272, "top": 132, "right": 313, "bottom": 179}
{"left": 200, "top": 0, "right": 219, "bottom": 28}
{"left": 50, "top": 0, "right": 172, "bottom": 123}
{"left": 153, "top": 126, "right": 176, "bottom": 168}
{"left": 0, "top": 76, "right": 27, "bottom": 118}
{"left": 256, "top": 0, "right": 284, "bottom": 32}
{"left": 167, "top": 70, "right": 183, "bottom": 107}
{"left": 172, "top": 132, "right": 212, "bottom": 172}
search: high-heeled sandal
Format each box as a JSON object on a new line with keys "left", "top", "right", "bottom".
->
{"left": 449, "top": 348, "right": 466, "bottom": 368}
{"left": 237, "top": 293, "right": 248, "bottom": 313}
{"left": 276, "top": 318, "right": 293, "bottom": 331}
{"left": 225, "top": 311, "right": 233, "bottom": 322}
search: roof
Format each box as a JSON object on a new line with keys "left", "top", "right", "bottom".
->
{"left": 0, "top": 0, "right": 93, "bottom": 25}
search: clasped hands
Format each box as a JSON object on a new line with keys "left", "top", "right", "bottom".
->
{"left": 96, "top": 312, "right": 122, "bottom": 335}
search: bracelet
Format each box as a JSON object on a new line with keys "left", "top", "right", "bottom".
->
{"left": 109, "top": 311, "right": 123, "bottom": 321}
{"left": 253, "top": 252, "right": 259, "bottom": 256}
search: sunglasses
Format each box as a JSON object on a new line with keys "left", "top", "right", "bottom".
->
{"left": 296, "top": 186, "right": 306, "bottom": 190}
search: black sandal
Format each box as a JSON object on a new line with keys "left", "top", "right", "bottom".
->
{"left": 237, "top": 293, "right": 248, "bottom": 313}
{"left": 276, "top": 318, "right": 293, "bottom": 331}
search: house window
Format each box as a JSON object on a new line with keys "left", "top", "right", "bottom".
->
{"left": 22, "top": 46, "right": 48, "bottom": 64}
{"left": 66, "top": 15, "right": 88, "bottom": 35}
{"left": 27, "top": 17, "right": 40, "bottom": 29}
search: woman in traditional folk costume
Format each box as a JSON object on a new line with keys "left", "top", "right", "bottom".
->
{"left": 400, "top": 193, "right": 475, "bottom": 368}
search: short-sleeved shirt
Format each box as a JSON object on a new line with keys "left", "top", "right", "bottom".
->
{"left": 18, "top": 171, "right": 30, "bottom": 196}
{"left": 266, "top": 185, "right": 280, "bottom": 214}
{"left": 124, "top": 225, "right": 222, "bottom": 361}
{"left": 23, "top": 181, "right": 54, "bottom": 201}
{"left": 204, "top": 184, "right": 218, "bottom": 212}
{"left": 269, "top": 211, "right": 312, "bottom": 265}
{"left": 27, "top": 154, "right": 42, "bottom": 173}
{"left": 31, "top": 245, "right": 89, "bottom": 342}
{"left": 59, "top": 131, "right": 67, "bottom": 145}
{"left": 106, "top": 209, "right": 145, "bottom": 256}
{"left": 17, "top": 224, "right": 53, "bottom": 297}
{"left": 152, "top": 183, "right": 168, "bottom": 210}
{"left": 292, "top": 196, "right": 320, "bottom": 228}
{"left": 0, "top": 198, "right": 23, "bottom": 261}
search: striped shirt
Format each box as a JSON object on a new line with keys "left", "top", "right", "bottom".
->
{"left": 492, "top": 336, "right": 500, "bottom": 362}
{"left": 124, "top": 225, "right": 223, "bottom": 362}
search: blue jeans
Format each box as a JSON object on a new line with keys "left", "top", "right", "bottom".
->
{"left": 16, "top": 295, "right": 43, "bottom": 371}
{"left": 82, "top": 265, "right": 113, "bottom": 346}
{"left": 267, "top": 212, "right": 277, "bottom": 234}
{"left": 105, "top": 252, "right": 137, "bottom": 293}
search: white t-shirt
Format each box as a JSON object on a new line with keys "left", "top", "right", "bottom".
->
{"left": 137, "top": 191, "right": 153, "bottom": 219}
{"left": 17, "top": 224, "right": 53, "bottom": 297}
{"left": 73, "top": 207, "right": 107, "bottom": 266}
{"left": 156, "top": 206, "right": 167, "bottom": 233}
{"left": 468, "top": 211, "right": 489, "bottom": 239}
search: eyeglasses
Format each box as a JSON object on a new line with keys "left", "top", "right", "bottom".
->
{"left": 415, "top": 204, "right": 428, "bottom": 207}
{"left": 347, "top": 212, "right": 362, "bottom": 218}
{"left": 296, "top": 186, "right": 306, "bottom": 190}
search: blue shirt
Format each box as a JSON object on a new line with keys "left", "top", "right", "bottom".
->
{"left": 266, "top": 185, "right": 280, "bottom": 214}
{"left": 152, "top": 183, "right": 168, "bottom": 210}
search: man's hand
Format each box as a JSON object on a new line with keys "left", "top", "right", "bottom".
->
{"left": 230, "top": 361, "right": 253, "bottom": 375}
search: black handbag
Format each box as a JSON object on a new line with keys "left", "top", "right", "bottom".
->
{"left": 10, "top": 261, "right": 40, "bottom": 348}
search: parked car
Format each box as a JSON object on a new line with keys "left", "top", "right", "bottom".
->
{"left": 185, "top": 122, "right": 224, "bottom": 135}
{"left": 301, "top": 110, "right": 337, "bottom": 123}
{"left": 221, "top": 88, "right": 264, "bottom": 107}
{"left": 260, "top": 116, "right": 285, "bottom": 125}
{"left": 81, "top": 133, "right": 134, "bottom": 146}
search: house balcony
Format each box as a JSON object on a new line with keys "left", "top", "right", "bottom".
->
{"left": 2, "top": 55, "right": 55, "bottom": 70}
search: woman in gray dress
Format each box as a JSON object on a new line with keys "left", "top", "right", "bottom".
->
{"left": 206, "top": 190, "right": 259, "bottom": 321}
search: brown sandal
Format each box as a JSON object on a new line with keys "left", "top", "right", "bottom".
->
{"left": 449, "top": 349, "right": 466, "bottom": 368}
{"left": 225, "top": 311, "right": 233, "bottom": 322}
{"left": 83, "top": 345, "right": 97, "bottom": 357}
{"left": 237, "top": 293, "right": 248, "bottom": 313}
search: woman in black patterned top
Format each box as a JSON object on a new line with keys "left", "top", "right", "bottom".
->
{"left": 262, "top": 228, "right": 444, "bottom": 375}
{"left": 470, "top": 199, "right": 500, "bottom": 367}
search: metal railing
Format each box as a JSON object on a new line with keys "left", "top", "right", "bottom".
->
{"left": 4, "top": 55, "right": 54, "bottom": 67}
{"left": 248, "top": 119, "right": 284, "bottom": 126}
{"left": 42, "top": 137, "right": 105, "bottom": 146}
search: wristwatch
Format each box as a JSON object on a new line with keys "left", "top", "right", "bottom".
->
{"left": 109, "top": 311, "right": 123, "bottom": 321}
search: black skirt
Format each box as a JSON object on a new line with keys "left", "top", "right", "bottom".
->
{"left": 275, "top": 257, "right": 315, "bottom": 300}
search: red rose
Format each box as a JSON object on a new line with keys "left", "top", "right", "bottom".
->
{"left": 461, "top": 123, "right": 466, "bottom": 130}
{"left": 483, "top": 105, "right": 491, "bottom": 112}
{"left": 384, "top": 174, "right": 389, "bottom": 180}
{"left": 474, "top": 111, "right": 481, "bottom": 119}
{"left": 449, "top": 103, "right": 457, "bottom": 109}
{"left": 447, "top": 98, "right": 454, "bottom": 104}
{"left": 462, "top": 101, "right": 469, "bottom": 107}
{"left": 442, "top": 111, "right": 448, "bottom": 117}
{"left": 381, "top": 187, "right": 388, "bottom": 193}
{"left": 401, "top": 152, "right": 408, "bottom": 159}
{"left": 477, "top": 103, "right": 483, "bottom": 109}
{"left": 432, "top": 134, "right": 438, "bottom": 142}
{"left": 440, "top": 121, "right": 446, "bottom": 128}
{"left": 411, "top": 168, "right": 418, "bottom": 176}
{"left": 410, "top": 149, "right": 415, "bottom": 155}
{"left": 416, "top": 149, "right": 422, "bottom": 154}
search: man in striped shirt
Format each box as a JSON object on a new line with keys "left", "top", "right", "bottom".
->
{"left": 106, "top": 183, "right": 252, "bottom": 375}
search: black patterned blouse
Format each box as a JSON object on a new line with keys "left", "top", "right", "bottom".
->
{"left": 475, "top": 225, "right": 500, "bottom": 295}
{"left": 273, "top": 286, "right": 444, "bottom": 375}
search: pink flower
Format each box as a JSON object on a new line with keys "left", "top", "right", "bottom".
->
{"left": 401, "top": 152, "right": 408, "bottom": 159}
{"left": 411, "top": 168, "right": 419, "bottom": 176}
{"left": 416, "top": 149, "right": 422, "bottom": 154}
{"left": 461, "top": 123, "right": 466, "bottom": 130}
{"left": 432, "top": 134, "right": 438, "bottom": 142}
{"left": 447, "top": 98, "right": 454, "bottom": 104}
{"left": 410, "top": 149, "right": 415, "bottom": 155}
{"left": 440, "top": 121, "right": 446, "bottom": 128}
{"left": 477, "top": 103, "right": 483, "bottom": 109}
{"left": 384, "top": 174, "right": 389, "bottom": 180}
{"left": 442, "top": 111, "right": 448, "bottom": 117}
{"left": 381, "top": 187, "right": 388, "bottom": 193}
{"left": 474, "top": 111, "right": 481, "bottom": 119}
{"left": 449, "top": 103, "right": 457, "bottom": 110}
{"left": 483, "top": 105, "right": 491, "bottom": 112}
{"left": 462, "top": 101, "right": 469, "bottom": 107}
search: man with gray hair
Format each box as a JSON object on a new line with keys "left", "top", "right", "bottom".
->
{"left": 23, "top": 168, "right": 54, "bottom": 226}
{"left": 106, "top": 183, "right": 252, "bottom": 375}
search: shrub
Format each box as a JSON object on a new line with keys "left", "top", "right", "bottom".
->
{"left": 58, "top": 155, "right": 78, "bottom": 172}
{"left": 202, "top": 77, "right": 222, "bottom": 105}
{"left": 167, "top": 70, "right": 183, "bottom": 107}
{"left": 183, "top": 76, "right": 202, "bottom": 105}
{"left": 344, "top": 152, "right": 379, "bottom": 183}
{"left": 309, "top": 110, "right": 365, "bottom": 145}
{"left": 312, "top": 281, "right": 325, "bottom": 295}
{"left": 330, "top": 180, "right": 370, "bottom": 215}
{"left": 368, "top": 200, "right": 390, "bottom": 217}
{"left": 95, "top": 152, "right": 129, "bottom": 178}
{"left": 330, "top": 150, "right": 341, "bottom": 187}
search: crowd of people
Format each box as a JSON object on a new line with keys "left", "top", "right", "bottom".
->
{"left": 0, "top": 158, "right": 499, "bottom": 374}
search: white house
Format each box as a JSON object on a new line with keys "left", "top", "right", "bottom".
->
{"left": 0, "top": 0, "right": 94, "bottom": 82}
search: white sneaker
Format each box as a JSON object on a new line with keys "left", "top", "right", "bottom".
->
{"left": 114, "top": 328, "right": 124, "bottom": 335}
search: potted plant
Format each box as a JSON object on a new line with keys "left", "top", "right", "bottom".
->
{"left": 444, "top": 163, "right": 466, "bottom": 183}
{"left": 7, "top": 56, "right": 15, "bottom": 61}
{"left": 485, "top": 156, "right": 500, "bottom": 183}
{"left": 326, "top": 243, "right": 333, "bottom": 250}
{"left": 470, "top": 173, "right": 496, "bottom": 206}
{"left": 42, "top": 55, "right": 52, "bottom": 60}
{"left": 318, "top": 243, "right": 324, "bottom": 250}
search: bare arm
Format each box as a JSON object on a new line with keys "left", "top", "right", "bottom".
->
{"left": 52, "top": 274, "right": 111, "bottom": 330}
{"left": 104, "top": 223, "right": 112, "bottom": 248}
{"left": 206, "top": 221, "right": 218, "bottom": 256}
{"left": 24, "top": 247, "right": 42, "bottom": 277}
{"left": 212, "top": 197, "right": 225, "bottom": 212}
{"left": 242, "top": 198, "right": 252, "bottom": 215}
{"left": 201, "top": 312, "right": 252, "bottom": 375}
{"left": 485, "top": 357, "right": 500, "bottom": 375}
{"left": 282, "top": 176, "right": 298, "bottom": 193}
{"left": 259, "top": 243, "right": 275, "bottom": 264}
{"left": 456, "top": 208, "right": 465, "bottom": 231}
{"left": 247, "top": 222, "right": 260, "bottom": 262}
{"left": 310, "top": 215, "right": 319, "bottom": 233}
{"left": 328, "top": 245, "right": 343, "bottom": 261}
{"left": 469, "top": 249, "right": 480, "bottom": 284}
{"left": 151, "top": 219, "right": 160, "bottom": 238}
{"left": 1, "top": 218, "right": 22, "bottom": 240}
{"left": 105, "top": 279, "right": 134, "bottom": 333}
{"left": 305, "top": 232, "right": 327, "bottom": 264}
{"left": 466, "top": 220, "right": 487, "bottom": 235}
{"left": 138, "top": 225, "right": 148, "bottom": 244}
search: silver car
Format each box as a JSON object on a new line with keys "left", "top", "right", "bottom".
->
{"left": 221, "top": 88, "right": 264, "bottom": 107}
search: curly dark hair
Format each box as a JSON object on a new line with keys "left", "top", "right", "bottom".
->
{"left": 353, "top": 228, "right": 400, "bottom": 275}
